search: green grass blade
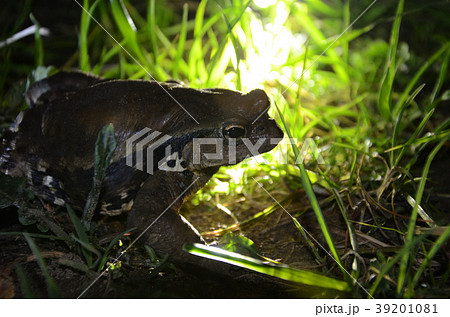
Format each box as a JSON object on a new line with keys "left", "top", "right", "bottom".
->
{"left": 92, "top": 44, "right": 122, "bottom": 74}
{"left": 293, "top": 4, "right": 349, "bottom": 83}
{"left": 184, "top": 244, "right": 350, "bottom": 292}
{"left": 146, "top": 0, "right": 158, "bottom": 62}
{"left": 427, "top": 44, "right": 450, "bottom": 110}
{"left": 23, "top": 233, "right": 60, "bottom": 298}
{"left": 67, "top": 205, "right": 93, "bottom": 266}
{"left": 4, "top": 0, "right": 32, "bottom": 37}
{"left": 110, "top": 0, "right": 145, "bottom": 62}
{"left": 205, "top": 13, "right": 240, "bottom": 86}
{"left": 342, "top": 0, "right": 350, "bottom": 67}
{"left": 220, "top": 10, "right": 241, "bottom": 90}
{"left": 387, "top": 129, "right": 450, "bottom": 154}
{"left": 82, "top": 124, "right": 117, "bottom": 228}
{"left": 221, "top": 1, "right": 252, "bottom": 90}
{"left": 369, "top": 233, "right": 428, "bottom": 298}
{"left": 435, "top": 118, "right": 450, "bottom": 134}
{"left": 305, "top": 0, "right": 341, "bottom": 18}
{"left": 390, "top": 83, "right": 425, "bottom": 165}
{"left": 410, "top": 225, "right": 450, "bottom": 294}
{"left": 295, "top": 39, "right": 309, "bottom": 107}
{"left": 173, "top": 3, "right": 188, "bottom": 79}
{"left": 378, "top": 0, "right": 404, "bottom": 120}
{"left": 78, "top": 0, "right": 101, "bottom": 72}
{"left": 15, "top": 264, "right": 35, "bottom": 298}
{"left": 79, "top": 0, "right": 91, "bottom": 71}
{"left": 93, "top": 123, "right": 117, "bottom": 180}
{"left": 70, "top": 233, "right": 101, "bottom": 257}
{"left": 332, "top": 188, "right": 359, "bottom": 276}
{"left": 397, "top": 134, "right": 450, "bottom": 297}
{"left": 98, "top": 228, "right": 134, "bottom": 271}
{"left": 394, "top": 108, "right": 435, "bottom": 167}
{"left": 393, "top": 41, "right": 450, "bottom": 118}
{"left": 188, "top": 0, "right": 208, "bottom": 82}
{"left": 29, "top": 13, "right": 44, "bottom": 67}
{"left": 291, "top": 214, "right": 323, "bottom": 264}
{"left": 274, "top": 102, "right": 347, "bottom": 278}
{"left": 405, "top": 195, "right": 435, "bottom": 228}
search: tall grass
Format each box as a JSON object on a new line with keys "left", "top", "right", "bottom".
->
{"left": 1, "top": 0, "right": 449, "bottom": 298}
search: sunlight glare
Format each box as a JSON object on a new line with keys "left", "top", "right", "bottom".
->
{"left": 240, "top": 2, "right": 308, "bottom": 92}
{"left": 253, "top": 0, "right": 277, "bottom": 9}
{"left": 213, "top": 178, "right": 231, "bottom": 194}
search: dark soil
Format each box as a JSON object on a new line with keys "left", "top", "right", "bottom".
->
{"left": 0, "top": 191, "right": 348, "bottom": 298}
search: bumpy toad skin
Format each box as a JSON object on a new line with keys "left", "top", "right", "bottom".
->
{"left": 1, "top": 71, "right": 283, "bottom": 263}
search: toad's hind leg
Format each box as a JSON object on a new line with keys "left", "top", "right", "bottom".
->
{"left": 126, "top": 175, "right": 205, "bottom": 264}
{"left": 125, "top": 171, "right": 238, "bottom": 276}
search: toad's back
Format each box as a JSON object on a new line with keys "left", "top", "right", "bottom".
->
{"left": 1, "top": 71, "right": 283, "bottom": 219}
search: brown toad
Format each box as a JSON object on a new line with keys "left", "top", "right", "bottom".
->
{"left": 1, "top": 71, "right": 283, "bottom": 263}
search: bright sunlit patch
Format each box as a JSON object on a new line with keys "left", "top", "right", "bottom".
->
{"left": 253, "top": 0, "right": 277, "bottom": 9}
{"left": 237, "top": 2, "right": 308, "bottom": 93}
{"left": 224, "top": 167, "right": 245, "bottom": 185}
{"left": 273, "top": 1, "right": 289, "bottom": 32}
{"left": 212, "top": 178, "right": 231, "bottom": 194}
{"left": 223, "top": 72, "right": 237, "bottom": 90}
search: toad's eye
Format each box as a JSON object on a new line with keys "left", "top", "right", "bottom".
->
{"left": 223, "top": 125, "right": 246, "bottom": 140}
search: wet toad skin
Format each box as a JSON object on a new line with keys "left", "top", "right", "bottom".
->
{"left": 1, "top": 71, "right": 283, "bottom": 263}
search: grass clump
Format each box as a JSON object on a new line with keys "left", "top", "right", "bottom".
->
{"left": 1, "top": 0, "right": 449, "bottom": 298}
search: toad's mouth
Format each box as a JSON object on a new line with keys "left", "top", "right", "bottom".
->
{"left": 180, "top": 136, "right": 282, "bottom": 171}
